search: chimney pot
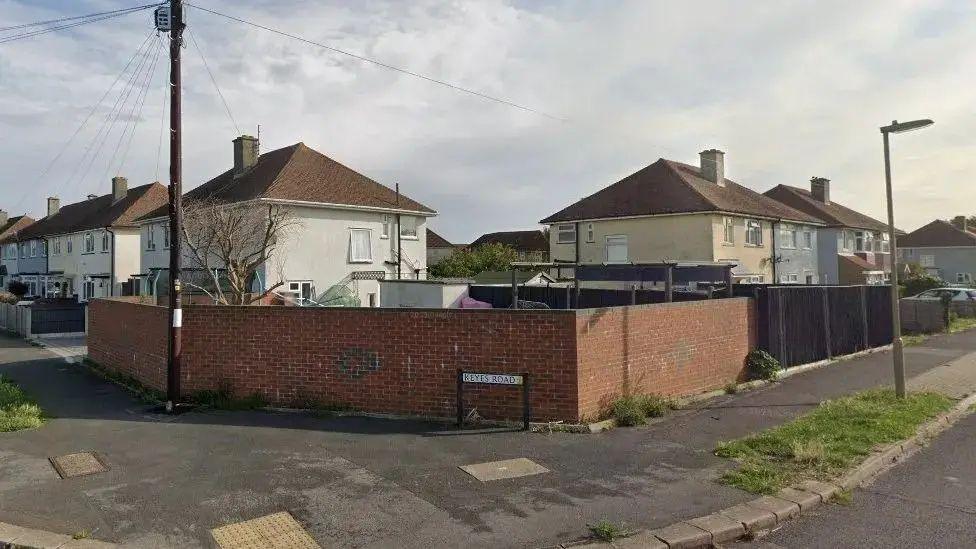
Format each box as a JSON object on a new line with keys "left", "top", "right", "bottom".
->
{"left": 112, "top": 176, "right": 128, "bottom": 203}
{"left": 699, "top": 149, "right": 725, "bottom": 187}
{"left": 47, "top": 197, "right": 60, "bottom": 217}
{"left": 233, "top": 135, "right": 260, "bottom": 176}
{"left": 810, "top": 177, "right": 830, "bottom": 204}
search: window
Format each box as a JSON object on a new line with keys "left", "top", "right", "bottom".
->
{"left": 147, "top": 226, "right": 156, "bottom": 250}
{"left": 605, "top": 234, "right": 628, "bottom": 263}
{"left": 780, "top": 273, "right": 798, "bottom": 283}
{"left": 803, "top": 231, "right": 813, "bottom": 249}
{"left": 20, "top": 243, "right": 27, "bottom": 258}
{"left": 82, "top": 280, "right": 95, "bottom": 301}
{"left": 805, "top": 273, "right": 815, "bottom": 284}
{"left": 163, "top": 224, "right": 170, "bottom": 248}
{"left": 398, "top": 216, "right": 418, "bottom": 239}
{"left": 586, "top": 223, "right": 594, "bottom": 243}
{"left": 957, "top": 273, "right": 973, "bottom": 284}
{"left": 745, "top": 220, "right": 763, "bottom": 246}
{"left": 881, "top": 233, "right": 891, "bottom": 253}
{"left": 101, "top": 232, "right": 110, "bottom": 253}
{"left": 920, "top": 254, "right": 936, "bottom": 267}
{"left": 381, "top": 215, "right": 391, "bottom": 239}
{"left": 841, "top": 230, "right": 854, "bottom": 251}
{"left": 66, "top": 237, "right": 72, "bottom": 254}
{"left": 722, "top": 217, "right": 734, "bottom": 245}
{"left": 30, "top": 240, "right": 37, "bottom": 257}
{"left": 84, "top": 232, "right": 94, "bottom": 253}
{"left": 556, "top": 224, "right": 576, "bottom": 244}
{"left": 52, "top": 238, "right": 60, "bottom": 255}
{"left": 779, "top": 225, "right": 796, "bottom": 249}
{"left": 349, "top": 229, "right": 372, "bottom": 262}
{"left": 287, "top": 280, "right": 314, "bottom": 303}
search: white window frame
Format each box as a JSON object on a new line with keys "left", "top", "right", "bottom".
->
{"left": 803, "top": 230, "right": 813, "bottom": 249}
{"left": 399, "top": 216, "right": 418, "bottom": 239}
{"left": 919, "top": 254, "right": 936, "bottom": 268}
{"left": 722, "top": 217, "right": 734, "bottom": 245}
{"left": 880, "top": 232, "right": 890, "bottom": 253}
{"left": 605, "top": 234, "right": 628, "bottom": 264}
{"left": 779, "top": 224, "right": 796, "bottom": 249}
{"left": 163, "top": 224, "right": 170, "bottom": 249}
{"left": 101, "top": 232, "right": 110, "bottom": 253}
{"left": 287, "top": 280, "right": 314, "bottom": 303}
{"left": 780, "top": 273, "right": 799, "bottom": 284}
{"left": 349, "top": 228, "right": 373, "bottom": 263}
{"left": 84, "top": 232, "right": 95, "bottom": 253}
{"left": 957, "top": 273, "right": 973, "bottom": 284}
{"left": 52, "top": 238, "right": 61, "bottom": 255}
{"left": 30, "top": 240, "right": 37, "bottom": 257}
{"left": 147, "top": 226, "right": 156, "bottom": 250}
{"left": 380, "top": 215, "right": 391, "bottom": 239}
{"left": 66, "top": 237, "right": 72, "bottom": 254}
{"left": 556, "top": 224, "right": 576, "bottom": 244}
{"left": 745, "top": 219, "right": 763, "bottom": 246}
{"left": 585, "top": 223, "right": 595, "bottom": 243}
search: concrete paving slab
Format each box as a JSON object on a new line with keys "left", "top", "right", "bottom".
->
{"left": 7, "top": 527, "right": 72, "bottom": 548}
{"left": 458, "top": 457, "right": 549, "bottom": 482}
{"left": 49, "top": 452, "right": 108, "bottom": 479}
{"left": 746, "top": 496, "right": 800, "bottom": 522}
{"left": 685, "top": 513, "right": 745, "bottom": 543}
{"left": 718, "top": 503, "right": 777, "bottom": 532}
{"left": 647, "top": 522, "right": 709, "bottom": 549}
{"left": 613, "top": 532, "right": 668, "bottom": 548}
{"left": 907, "top": 351, "right": 976, "bottom": 398}
{"left": 794, "top": 480, "right": 839, "bottom": 502}
{"left": 211, "top": 511, "right": 319, "bottom": 549}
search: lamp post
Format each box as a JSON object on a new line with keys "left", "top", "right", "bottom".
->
{"left": 881, "top": 118, "right": 933, "bottom": 398}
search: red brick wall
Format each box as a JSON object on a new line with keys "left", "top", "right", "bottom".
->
{"left": 87, "top": 298, "right": 169, "bottom": 390}
{"left": 575, "top": 298, "right": 757, "bottom": 419}
{"left": 88, "top": 297, "right": 757, "bottom": 423}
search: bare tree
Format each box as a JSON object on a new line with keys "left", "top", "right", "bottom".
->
{"left": 181, "top": 198, "right": 302, "bottom": 305}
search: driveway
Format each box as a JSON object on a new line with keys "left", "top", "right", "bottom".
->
{"left": 2, "top": 332, "right": 976, "bottom": 548}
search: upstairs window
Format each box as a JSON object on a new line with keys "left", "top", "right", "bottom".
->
{"left": 349, "top": 229, "right": 372, "bottom": 263}
{"left": 66, "top": 237, "right": 72, "bottom": 254}
{"left": 30, "top": 240, "right": 37, "bottom": 257}
{"left": 803, "top": 231, "right": 813, "bottom": 249}
{"left": 920, "top": 255, "right": 936, "bottom": 267}
{"left": 881, "top": 233, "right": 890, "bottom": 253}
{"left": 147, "top": 226, "right": 156, "bottom": 250}
{"left": 779, "top": 225, "right": 796, "bottom": 249}
{"left": 381, "top": 215, "right": 391, "bottom": 239}
{"left": 399, "top": 216, "right": 418, "bottom": 239}
{"left": 84, "top": 232, "right": 95, "bottom": 253}
{"left": 605, "top": 235, "right": 628, "bottom": 263}
{"left": 722, "top": 217, "right": 734, "bottom": 244}
{"left": 52, "top": 238, "right": 61, "bottom": 255}
{"left": 163, "top": 224, "right": 170, "bottom": 248}
{"left": 556, "top": 224, "right": 576, "bottom": 244}
{"left": 586, "top": 223, "right": 595, "bottom": 243}
{"left": 101, "top": 232, "right": 110, "bottom": 253}
{"left": 745, "top": 220, "right": 763, "bottom": 246}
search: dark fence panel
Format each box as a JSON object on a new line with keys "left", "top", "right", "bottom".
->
{"left": 468, "top": 285, "right": 712, "bottom": 309}
{"left": 758, "top": 285, "right": 892, "bottom": 368}
{"left": 31, "top": 302, "right": 86, "bottom": 334}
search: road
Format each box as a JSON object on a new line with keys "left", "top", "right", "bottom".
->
{"left": 742, "top": 408, "right": 976, "bottom": 548}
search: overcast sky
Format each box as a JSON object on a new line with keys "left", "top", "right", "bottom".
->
{"left": 1, "top": 0, "right": 972, "bottom": 242}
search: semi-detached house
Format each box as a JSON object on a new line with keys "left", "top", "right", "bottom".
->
{"left": 540, "top": 149, "right": 823, "bottom": 284}
{"left": 0, "top": 211, "right": 36, "bottom": 290}
{"left": 897, "top": 220, "right": 976, "bottom": 285}
{"left": 0, "top": 178, "right": 167, "bottom": 300}
{"left": 136, "top": 136, "right": 436, "bottom": 306}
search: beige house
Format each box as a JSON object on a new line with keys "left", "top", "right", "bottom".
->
{"left": 541, "top": 149, "right": 822, "bottom": 283}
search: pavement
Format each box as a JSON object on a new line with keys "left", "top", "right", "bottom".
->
{"left": 741, "top": 407, "right": 976, "bottom": 548}
{"left": 2, "top": 330, "right": 976, "bottom": 548}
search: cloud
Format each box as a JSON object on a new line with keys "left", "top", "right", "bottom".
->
{"left": 0, "top": 0, "right": 972, "bottom": 242}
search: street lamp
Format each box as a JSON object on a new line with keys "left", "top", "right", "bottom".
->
{"left": 881, "top": 118, "right": 934, "bottom": 398}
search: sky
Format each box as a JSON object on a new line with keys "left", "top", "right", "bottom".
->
{"left": 0, "top": 0, "right": 973, "bottom": 243}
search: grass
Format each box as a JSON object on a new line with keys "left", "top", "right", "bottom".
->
{"left": 610, "top": 393, "right": 673, "bottom": 426}
{"left": 72, "top": 529, "right": 90, "bottom": 540}
{"left": 82, "top": 359, "right": 164, "bottom": 404}
{"left": 189, "top": 388, "right": 267, "bottom": 411}
{"left": 0, "top": 375, "right": 45, "bottom": 432}
{"left": 715, "top": 389, "right": 952, "bottom": 494}
{"left": 832, "top": 489, "right": 853, "bottom": 506}
{"left": 904, "top": 316, "right": 976, "bottom": 347}
{"left": 588, "top": 520, "right": 625, "bottom": 542}
{"left": 724, "top": 382, "right": 739, "bottom": 395}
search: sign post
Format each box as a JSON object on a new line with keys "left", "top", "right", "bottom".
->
{"left": 457, "top": 370, "right": 531, "bottom": 431}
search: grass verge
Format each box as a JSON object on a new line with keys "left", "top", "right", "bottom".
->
{"left": 715, "top": 389, "right": 952, "bottom": 494}
{"left": 0, "top": 375, "right": 45, "bottom": 432}
{"left": 904, "top": 316, "right": 976, "bottom": 347}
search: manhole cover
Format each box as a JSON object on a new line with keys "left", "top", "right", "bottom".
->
{"left": 49, "top": 452, "right": 109, "bottom": 479}
{"left": 459, "top": 457, "right": 549, "bottom": 482}
{"left": 211, "top": 511, "right": 319, "bottom": 549}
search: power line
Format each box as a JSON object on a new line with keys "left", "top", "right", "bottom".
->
{"left": 10, "top": 31, "right": 155, "bottom": 212}
{"left": 114, "top": 37, "right": 166, "bottom": 178}
{"left": 0, "top": 3, "right": 162, "bottom": 33}
{"left": 187, "top": 27, "right": 241, "bottom": 135}
{"left": 185, "top": 2, "right": 566, "bottom": 121}
{"left": 0, "top": 5, "right": 160, "bottom": 45}
{"left": 155, "top": 37, "right": 170, "bottom": 181}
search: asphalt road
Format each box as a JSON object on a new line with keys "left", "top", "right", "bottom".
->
{"left": 742, "top": 410, "right": 976, "bottom": 548}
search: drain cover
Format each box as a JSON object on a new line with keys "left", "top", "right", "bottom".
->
{"left": 211, "top": 511, "right": 319, "bottom": 549}
{"left": 459, "top": 457, "right": 549, "bottom": 482}
{"left": 49, "top": 452, "right": 109, "bottom": 479}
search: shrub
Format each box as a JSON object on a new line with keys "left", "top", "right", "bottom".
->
{"left": 6, "top": 281, "right": 27, "bottom": 298}
{"left": 747, "top": 350, "right": 781, "bottom": 381}
{"left": 900, "top": 271, "right": 942, "bottom": 297}
{"left": 611, "top": 396, "right": 645, "bottom": 426}
{"left": 0, "top": 291, "right": 18, "bottom": 304}
{"left": 589, "top": 520, "right": 624, "bottom": 542}
{"left": 636, "top": 394, "right": 669, "bottom": 418}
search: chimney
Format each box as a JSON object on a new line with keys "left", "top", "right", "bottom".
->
{"left": 47, "top": 197, "right": 60, "bottom": 217}
{"left": 112, "top": 176, "right": 128, "bottom": 203}
{"left": 811, "top": 177, "right": 830, "bottom": 204}
{"left": 699, "top": 149, "right": 725, "bottom": 187}
{"left": 0, "top": 209, "right": 7, "bottom": 227}
{"left": 233, "top": 135, "right": 259, "bottom": 176}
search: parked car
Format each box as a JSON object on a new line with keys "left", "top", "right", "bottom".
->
{"left": 904, "top": 288, "right": 976, "bottom": 302}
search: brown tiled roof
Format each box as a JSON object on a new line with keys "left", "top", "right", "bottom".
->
{"left": 840, "top": 253, "right": 881, "bottom": 271}
{"left": 4, "top": 183, "right": 167, "bottom": 242}
{"left": 0, "top": 215, "right": 34, "bottom": 242}
{"left": 540, "top": 158, "right": 820, "bottom": 224}
{"left": 138, "top": 143, "right": 435, "bottom": 221}
{"left": 426, "top": 228, "right": 454, "bottom": 249}
{"left": 470, "top": 230, "right": 549, "bottom": 252}
{"left": 763, "top": 184, "right": 891, "bottom": 232}
{"left": 898, "top": 219, "right": 976, "bottom": 248}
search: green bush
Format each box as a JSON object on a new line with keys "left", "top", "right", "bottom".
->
{"left": 428, "top": 242, "right": 519, "bottom": 278}
{"left": 747, "top": 350, "right": 781, "bottom": 381}
{"left": 611, "top": 393, "right": 670, "bottom": 426}
{"left": 901, "top": 272, "right": 942, "bottom": 297}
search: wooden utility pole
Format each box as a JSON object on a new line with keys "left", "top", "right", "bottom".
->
{"left": 166, "top": 0, "right": 185, "bottom": 412}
